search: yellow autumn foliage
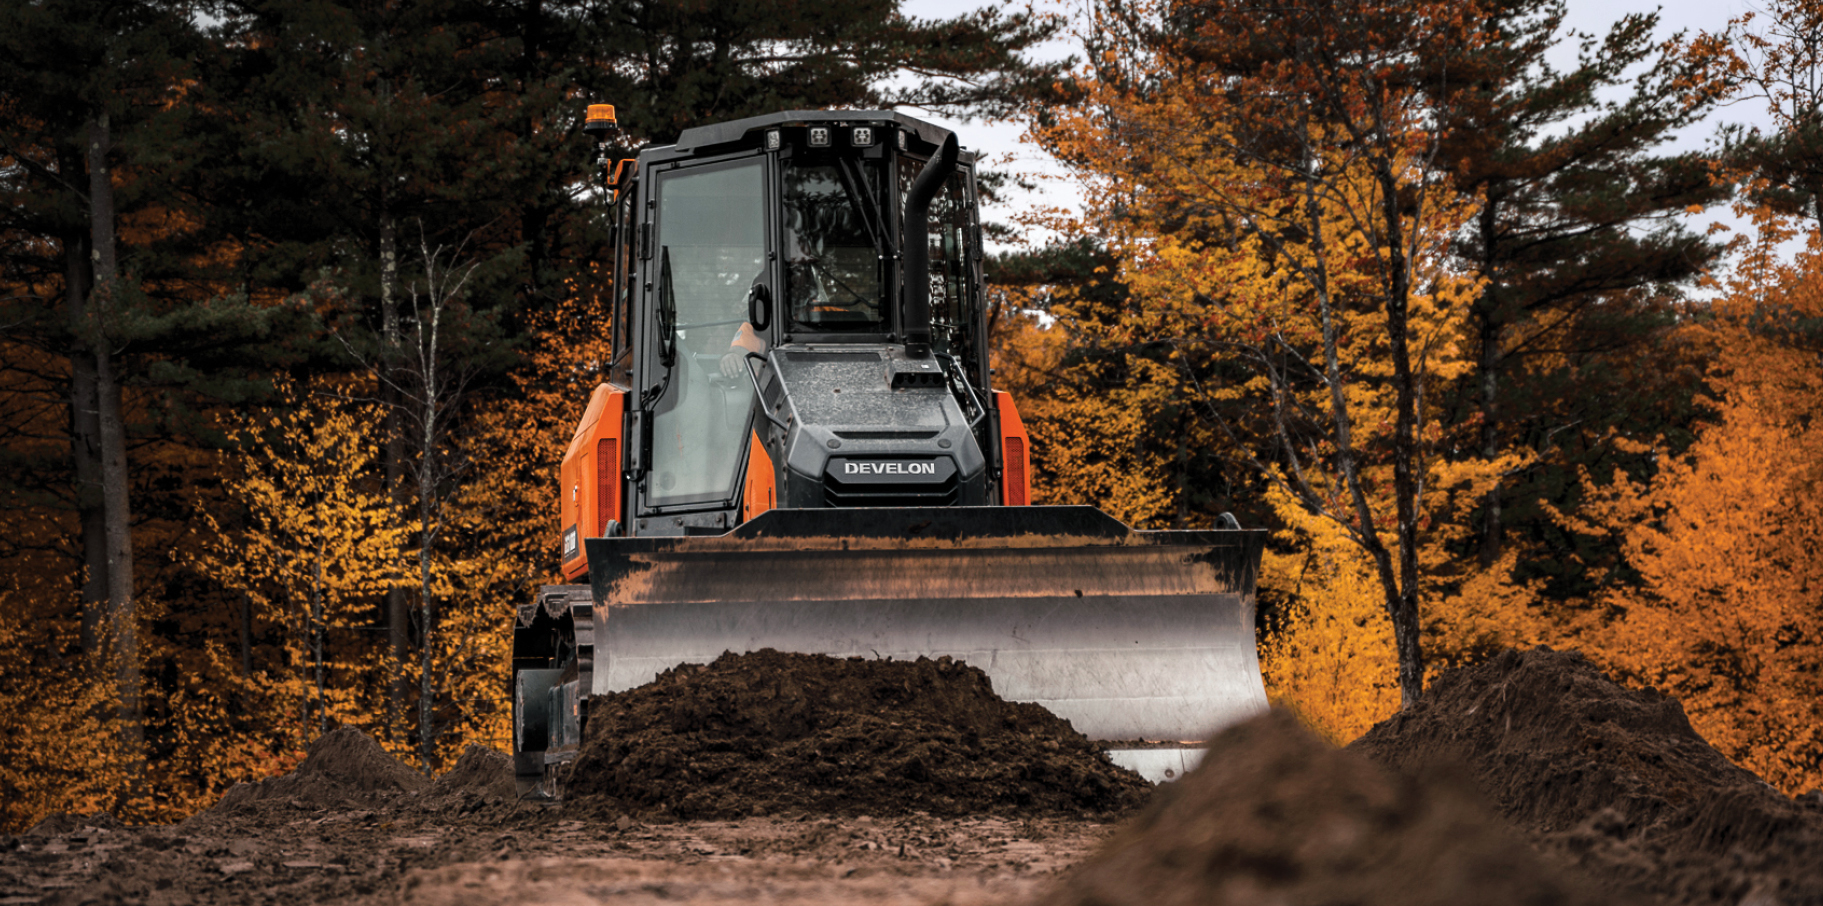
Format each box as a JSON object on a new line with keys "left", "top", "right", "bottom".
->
{"left": 180, "top": 378, "right": 415, "bottom": 778}
{"left": 1258, "top": 486, "right": 1400, "bottom": 743}
{"left": 426, "top": 277, "right": 618, "bottom": 755}
{"left": 0, "top": 588, "right": 140, "bottom": 830}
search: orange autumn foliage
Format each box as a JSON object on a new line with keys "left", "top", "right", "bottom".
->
{"left": 989, "top": 291, "right": 1222, "bottom": 529}
{"left": 1023, "top": 0, "right": 1543, "bottom": 730}
{"left": 1571, "top": 258, "right": 1823, "bottom": 795}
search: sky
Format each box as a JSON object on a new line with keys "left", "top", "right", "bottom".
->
{"left": 901, "top": 0, "right": 1785, "bottom": 266}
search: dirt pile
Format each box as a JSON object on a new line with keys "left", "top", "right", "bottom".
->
{"left": 411, "top": 744, "right": 518, "bottom": 818}
{"left": 22, "top": 812, "right": 124, "bottom": 838}
{"left": 208, "top": 725, "right": 429, "bottom": 814}
{"left": 1349, "top": 647, "right": 1823, "bottom": 906}
{"left": 1036, "top": 708, "right": 1603, "bottom": 906}
{"left": 426, "top": 744, "right": 516, "bottom": 801}
{"left": 564, "top": 649, "right": 1151, "bottom": 819}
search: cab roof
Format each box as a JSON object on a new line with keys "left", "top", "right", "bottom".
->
{"left": 671, "top": 109, "right": 956, "bottom": 154}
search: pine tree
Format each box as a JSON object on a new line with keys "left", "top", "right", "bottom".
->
{"left": 1436, "top": 0, "right": 1730, "bottom": 595}
{"left": 0, "top": 0, "right": 208, "bottom": 789}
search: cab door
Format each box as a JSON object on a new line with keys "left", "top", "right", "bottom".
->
{"left": 634, "top": 152, "right": 772, "bottom": 530}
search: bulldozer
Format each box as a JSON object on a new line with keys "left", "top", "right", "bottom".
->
{"left": 511, "top": 106, "right": 1267, "bottom": 793}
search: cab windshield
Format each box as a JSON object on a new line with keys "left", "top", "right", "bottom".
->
{"left": 782, "top": 157, "right": 887, "bottom": 331}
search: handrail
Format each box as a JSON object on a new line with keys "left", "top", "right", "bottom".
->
{"left": 743, "top": 352, "right": 789, "bottom": 432}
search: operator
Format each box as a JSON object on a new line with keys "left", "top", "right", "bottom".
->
{"left": 719, "top": 321, "right": 766, "bottom": 380}
{"left": 715, "top": 256, "right": 865, "bottom": 381}
{"left": 719, "top": 271, "right": 769, "bottom": 380}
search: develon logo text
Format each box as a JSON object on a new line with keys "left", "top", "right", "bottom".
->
{"left": 843, "top": 461, "right": 938, "bottom": 476}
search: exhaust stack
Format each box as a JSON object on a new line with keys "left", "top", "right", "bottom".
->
{"left": 901, "top": 132, "right": 959, "bottom": 359}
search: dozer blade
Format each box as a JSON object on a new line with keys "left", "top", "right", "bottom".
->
{"left": 583, "top": 506, "right": 1266, "bottom": 777}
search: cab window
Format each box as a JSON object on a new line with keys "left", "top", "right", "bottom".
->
{"left": 783, "top": 157, "right": 887, "bottom": 331}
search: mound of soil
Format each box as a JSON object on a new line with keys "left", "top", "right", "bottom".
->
{"left": 409, "top": 744, "right": 518, "bottom": 819}
{"left": 564, "top": 649, "right": 1151, "bottom": 819}
{"left": 426, "top": 744, "right": 516, "bottom": 802}
{"left": 23, "top": 812, "right": 124, "bottom": 837}
{"left": 1350, "top": 648, "right": 1823, "bottom": 906}
{"left": 208, "top": 725, "right": 429, "bottom": 814}
{"left": 1036, "top": 709, "right": 1603, "bottom": 906}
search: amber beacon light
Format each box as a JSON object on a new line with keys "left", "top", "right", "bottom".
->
{"left": 583, "top": 104, "right": 617, "bottom": 138}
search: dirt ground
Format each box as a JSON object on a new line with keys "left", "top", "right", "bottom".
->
{"left": 3, "top": 648, "right": 1820, "bottom": 906}
{"left": 3, "top": 799, "right": 1110, "bottom": 905}
{"left": 1, "top": 739, "right": 1115, "bottom": 906}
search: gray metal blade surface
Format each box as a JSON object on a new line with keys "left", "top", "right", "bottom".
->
{"left": 585, "top": 507, "right": 1268, "bottom": 743}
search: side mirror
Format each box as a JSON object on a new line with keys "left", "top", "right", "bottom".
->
{"left": 747, "top": 282, "right": 772, "bottom": 332}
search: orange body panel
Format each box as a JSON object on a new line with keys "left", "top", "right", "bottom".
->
{"left": 742, "top": 430, "right": 777, "bottom": 522}
{"left": 611, "top": 159, "right": 638, "bottom": 196}
{"left": 994, "top": 391, "right": 1032, "bottom": 506}
{"left": 560, "top": 383, "right": 627, "bottom": 580}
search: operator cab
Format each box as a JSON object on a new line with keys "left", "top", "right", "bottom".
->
{"left": 588, "top": 110, "right": 1007, "bottom": 542}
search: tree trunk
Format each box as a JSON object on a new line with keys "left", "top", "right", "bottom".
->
{"left": 418, "top": 480, "right": 436, "bottom": 769}
{"left": 1475, "top": 200, "right": 1504, "bottom": 568}
{"left": 312, "top": 557, "right": 326, "bottom": 733}
{"left": 239, "top": 592, "right": 254, "bottom": 677}
{"left": 417, "top": 292, "right": 441, "bottom": 770}
{"left": 523, "top": 203, "right": 549, "bottom": 304}
{"left": 1172, "top": 415, "right": 1190, "bottom": 530}
{"left": 87, "top": 112, "right": 144, "bottom": 770}
{"left": 517, "top": 0, "right": 550, "bottom": 304}
{"left": 380, "top": 208, "right": 410, "bottom": 743}
{"left": 1295, "top": 105, "right": 1422, "bottom": 710}
{"left": 59, "top": 147, "right": 109, "bottom": 652}
{"left": 1811, "top": 181, "right": 1822, "bottom": 241}
{"left": 1376, "top": 158, "right": 1426, "bottom": 713}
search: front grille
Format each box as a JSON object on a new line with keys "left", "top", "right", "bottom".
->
{"left": 823, "top": 479, "right": 961, "bottom": 508}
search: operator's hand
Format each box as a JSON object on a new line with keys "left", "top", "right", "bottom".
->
{"left": 720, "top": 351, "right": 747, "bottom": 380}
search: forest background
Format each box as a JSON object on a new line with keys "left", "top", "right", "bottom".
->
{"left": 2, "top": 0, "right": 1820, "bottom": 832}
